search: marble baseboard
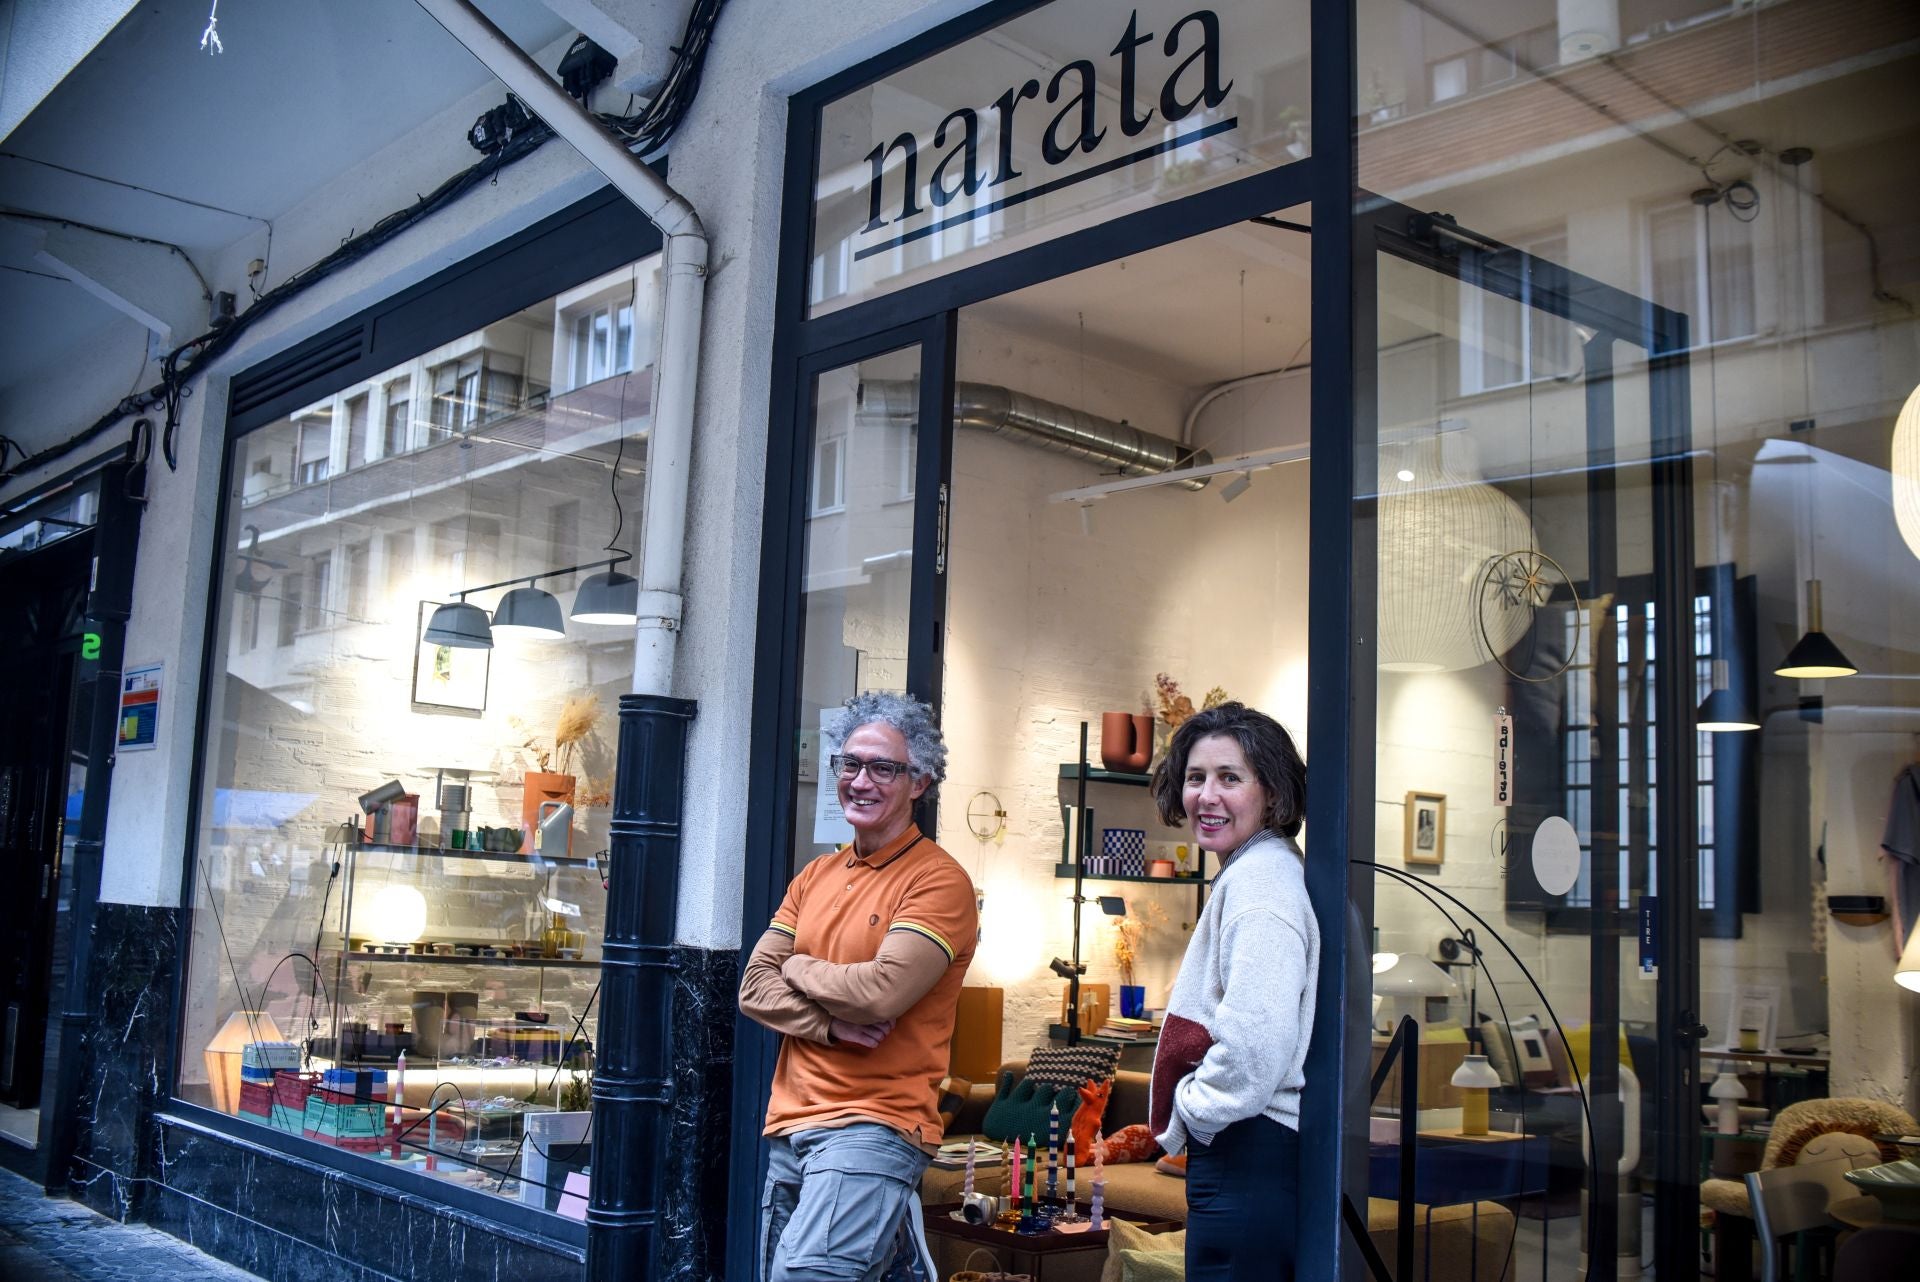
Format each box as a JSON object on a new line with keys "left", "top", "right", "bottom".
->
{"left": 661, "top": 945, "right": 738, "bottom": 1282}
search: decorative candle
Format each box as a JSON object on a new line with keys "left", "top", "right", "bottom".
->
{"left": 1010, "top": 1136, "right": 1022, "bottom": 1210}
{"left": 1066, "top": 1129, "right": 1076, "bottom": 1203}
{"left": 963, "top": 1136, "right": 976, "bottom": 1199}
{"left": 1047, "top": 1102, "right": 1060, "bottom": 1201}
{"left": 1027, "top": 1133, "right": 1036, "bottom": 1204}
{"left": 391, "top": 1051, "right": 406, "bottom": 1158}
{"left": 1090, "top": 1177, "right": 1105, "bottom": 1228}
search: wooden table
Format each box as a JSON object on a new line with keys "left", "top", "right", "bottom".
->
{"left": 920, "top": 1202, "right": 1180, "bottom": 1282}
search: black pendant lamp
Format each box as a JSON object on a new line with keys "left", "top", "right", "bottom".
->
{"left": 1775, "top": 579, "right": 1856, "bottom": 679}
{"left": 1696, "top": 659, "right": 1758, "bottom": 732}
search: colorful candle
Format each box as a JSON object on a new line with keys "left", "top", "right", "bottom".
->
{"left": 1010, "top": 1136, "right": 1022, "bottom": 1210}
{"left": 1047, "top": 1103, "right": 1060, "bottom": 1201}
{"left": 1065, "top": 1129, "right": 1076, "bottom": 1208}
{"left": 1090, "top": 1177, "right": 1105, "bottom": 1228}
{"left": 963, "top": 1136, "right": 976, "bottom": 1199}
{"left": 1028, "top": 1134, "right": 1038, "bottom": 1205}
{"left": 391, "top": 1051, "right": 406, "bottom": 1158}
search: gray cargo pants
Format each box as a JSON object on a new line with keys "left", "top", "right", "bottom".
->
{"left": 761, "top": 1124, "right": 933, "bottom": 1282}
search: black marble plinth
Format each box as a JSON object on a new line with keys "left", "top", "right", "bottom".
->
{"left": 660, "top": 944, "right": 737, "bottom": 1282}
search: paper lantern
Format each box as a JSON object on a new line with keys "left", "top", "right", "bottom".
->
{"left": 1895, "top": 382, "right": 1920, "bottom": 564}
{"left": 1378, "top": 432, "right": 1538, "bottom": 672}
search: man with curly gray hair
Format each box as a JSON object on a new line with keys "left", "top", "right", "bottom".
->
{"left": 741, "top": 691, "right": 976, "bottom": 1282}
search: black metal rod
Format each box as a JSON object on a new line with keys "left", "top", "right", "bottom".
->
{"left": 587, "top": 693, "right": 695, "bottom": 1282}
{"left": 1067, "top": 721, "right": 1089, "bottom": 1046}
{"left": 453, "top": 552, "right": 631, "bottom": 600}
{"left": 1398, "top": 1017, "right": 1418, "bottom": 1282}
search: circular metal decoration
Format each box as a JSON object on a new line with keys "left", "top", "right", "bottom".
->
{"left": 966, "top": 790, "right": 1007, "bottom": 843}
{"left": 1476, "top": 548, "right": 1582, "bottom": 683}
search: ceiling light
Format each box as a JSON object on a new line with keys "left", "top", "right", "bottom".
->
{"left": 1220, "top": 471, "right": 1252, "bottom": 503}
{"left": 423, "top": 600, "right": 494, "bottom": 649}
{"left": 492, "top": 585, "right": 566, "bottom": 639}
{"left": 571, "top": 569, "right": 639, "bottom": 625}
{"left": 1396, "top": 469, "right": 1415, "bottom": 483}
{"left": 1696, "top": 659, "right": 1759, "bottom": 732}
{"left": 1775, "top": 579, "right": 1855, "bottom": 678}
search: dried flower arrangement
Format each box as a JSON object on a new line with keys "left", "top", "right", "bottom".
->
{"left": 1153, "top": 674, "right": 1231, "bottom": 729}
{"left": 1110, "top": 900, "right": 1166, "bottom": 987}
{"left": 519, "top": 694, "right": 603, "bottom": 776}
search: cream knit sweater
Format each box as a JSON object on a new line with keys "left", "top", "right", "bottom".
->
{"left": 1149, "top": 830, "right": 1319, "bottom": 1154}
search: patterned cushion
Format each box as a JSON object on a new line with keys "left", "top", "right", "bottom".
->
{"left": 1477, "top": 1015, "right": 1519, "bottom": 1088}
{"left": 1024, "top": 1042, "right": 1122, "bottom": 1090}
{"left": 1506, "top": 1016, "right": 1557, "bottom": 1087}
{"left": 1153, "top": 1153, "right": 1188, "bottom": 1178}
{"left": 1100, "top": 1123, "right": 1160, "bottom": 1164}
{"left": 937, "top": 1075, "right": 972, "bottom": 1130}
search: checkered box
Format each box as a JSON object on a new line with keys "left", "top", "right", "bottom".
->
{"left": 1103, "top": 829, "right": 1146, "bottom": 876}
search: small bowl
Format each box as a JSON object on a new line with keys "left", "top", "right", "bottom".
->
{"left": 1843, "top": 1159, "right": 1920, "bottom": 1222}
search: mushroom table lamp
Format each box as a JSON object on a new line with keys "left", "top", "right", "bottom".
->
{"left": 1451, "top": 1054, "right": 1501, "bottom": 1136}
{"left": 204, "top": 1010, "right": 286, "bottom": 1114}
{"left": 1709, "top": 1070, "right": 1748, "bottom": 1135}
{"left": 1372, "top": 953, "right": 1459, "bottom": 1034}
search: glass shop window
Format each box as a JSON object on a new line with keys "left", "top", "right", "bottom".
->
{"left": 181, "top": 254, "right": 660, "bottom": 1217}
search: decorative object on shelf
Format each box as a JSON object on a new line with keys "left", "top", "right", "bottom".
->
{"left": 1710, "top": 1070, "right": 1747, "bottom": 1134}
{"left": 1451, "top": 1054, "right": 1500, "bottom": 1136}
{"left": 413, "top": 600, "right": 491, "bottom": 711}
{"left": 1377, "top": 429, "right": 1541, "bottom": 673}
{"left": 1403, "top": 791, "right": 1445, "bottom": 866}
{"left": 1152, "top": 674, "right": 1227, "bottom": 732}
{"left": 1101, "top": 828, "right": 1146, "bottom": 878}
{"left": 1099, "top": 712, "right": 1152, "bottom": 772}
{"left": 205, "top": 1011, "right": 288, "bottom": 1114}
{"left": 1146, "top": 859, "right": 1173, "bottom": 879}
{"left": 538, "top": 801, "right": 575, "bottom": 859}
{"left": 1827, "top": 894, "right": 1889, "bottom": 927}
{"left": 1172, "top": 844, "right": 1194, "bottom": 877}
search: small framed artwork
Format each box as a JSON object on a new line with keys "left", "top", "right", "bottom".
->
{"left": 412, "top": 601, "right": 490, "bottom": 713}
{"left": 1404, "top": 791, "right": 1446, "bottom": 866}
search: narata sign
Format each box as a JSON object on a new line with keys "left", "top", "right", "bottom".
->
{"left": 809, "top": 0, "right": 1309, "bottom": 314}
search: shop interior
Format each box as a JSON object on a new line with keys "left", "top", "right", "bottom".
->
{"left": 179, "top": 258, "right": 659, "bottom": 1213}
{"left": 790, "top": 188, "right": 1920, "bottom": 1276}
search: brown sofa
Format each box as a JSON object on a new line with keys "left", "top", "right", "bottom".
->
{"left": 926, "top": 1059, "right": 1516, "bottom": 1280}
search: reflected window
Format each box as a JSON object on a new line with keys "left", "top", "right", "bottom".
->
{"left": 382, "top": 378, "right": 411, "bottom": 456}
{"left": 1647, "top": 197, "right": 1757, "bottom": 348}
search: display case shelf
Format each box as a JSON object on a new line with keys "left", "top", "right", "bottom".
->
{"left": 343, "top": 950, "right": 599, "bottom": 969}
{"left": 351, "top": 840, "right": 595, "bottom": 869}
{"left": 1052, "top": 865, "right": 1210, "bottom": 886}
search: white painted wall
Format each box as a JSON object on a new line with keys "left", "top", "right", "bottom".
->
{"left": 0, "top": 0, "right": 139, "bottom": 142}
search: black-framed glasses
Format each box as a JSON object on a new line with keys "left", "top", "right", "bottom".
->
{"left": 830, "top": 754, "right": 913, "bottom": 785}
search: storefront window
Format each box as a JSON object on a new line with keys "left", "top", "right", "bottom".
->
{"left": 1356, "top": 1, "right": 1919, "bottom": 1272}
{"left": 808, "top": 0, "right": 1310, "bottom": 316}
{"left": 181, "top": 253, "right": 661, "bottom": 1216}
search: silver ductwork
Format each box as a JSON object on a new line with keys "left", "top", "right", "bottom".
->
{"left": 860, "top": 380, "right": 1213, "bottom": 489}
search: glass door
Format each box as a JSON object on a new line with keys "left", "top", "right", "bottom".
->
{"left": 1358, "top": 201, "right": 1701, "bottom": 1281}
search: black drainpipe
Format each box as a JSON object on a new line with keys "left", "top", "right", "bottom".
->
{"left": 588, "top": 692, "right": 696, "bottom": 1281}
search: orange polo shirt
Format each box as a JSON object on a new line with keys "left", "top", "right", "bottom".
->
{"left": 763, "top": 826, "right": 977, "bottom": 1144}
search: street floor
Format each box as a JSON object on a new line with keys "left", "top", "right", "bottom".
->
{"left": 0, "top": 1168, "right": 264, "bottom": 1281}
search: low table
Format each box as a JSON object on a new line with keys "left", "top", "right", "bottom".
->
{"left": 921, "top": 1202, "right": 1180, "bottom": 1282}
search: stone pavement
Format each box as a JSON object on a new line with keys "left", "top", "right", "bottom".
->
{"left": 0, "top": 1168, "right": 264, "bottom": 1282}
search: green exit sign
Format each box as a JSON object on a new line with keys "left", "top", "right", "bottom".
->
{"left": 82, "top": 632, "right": 101, "bottom": 660}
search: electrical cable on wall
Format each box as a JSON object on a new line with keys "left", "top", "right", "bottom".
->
{"left": 1, "top": 0, "right": 728, "bottom": 489}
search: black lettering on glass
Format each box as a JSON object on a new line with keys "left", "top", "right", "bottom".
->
{"left": 929, "top": 106, "right": 984, "bottom": 208}
{"left": 989, "top": 79, "right": 1041, "bottom": 187}
{"left": 1042, "top": 60, "right": 1106, "bottom": 165}
{"left": 1160, "top": 9, "right": 1233, "bottom": 122}
{"left": 1111, "top": 10, "right": 1157, "bottom": 137}
{"left": 862, "top": 132, "right": 922, "bottom": 232}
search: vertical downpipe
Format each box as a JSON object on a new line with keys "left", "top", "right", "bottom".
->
{"left": 591, "top": 693, "right": 696, "bottom": 1279}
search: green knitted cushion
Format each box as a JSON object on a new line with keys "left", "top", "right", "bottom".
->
{"left": 981, "top": 1072, "right": 1081, "bottom": 1145}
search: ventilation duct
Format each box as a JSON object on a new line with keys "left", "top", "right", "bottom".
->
{"left": 861, "top": 380, "right": 1213, "bottom": 489}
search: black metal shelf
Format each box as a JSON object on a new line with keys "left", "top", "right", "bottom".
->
{"left": 342, "top": 950, "right": 598, "bottom": 969}
{"left": 1057, "top": 764, "right": 1153, "bottom": 787}
{"left": 1053, "top": 865, "right": 1210, "bottom": 886}
{"left": 351, "top": 841, "right": 594, "bottom": 869}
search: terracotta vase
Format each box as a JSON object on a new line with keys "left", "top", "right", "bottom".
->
{"left": 520, "top": 772, "right": 576, "bottom": 855}
{"left": 1099, "top": 713, "right": 1154, "bottom": 772}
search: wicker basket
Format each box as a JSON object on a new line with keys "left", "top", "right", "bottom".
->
{"left": 950, "top": 1247, "right": 1030, "bottom": 1282}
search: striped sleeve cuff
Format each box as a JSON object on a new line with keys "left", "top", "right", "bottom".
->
{"left": 768, "top": 920, "right": 796, "bottom": 937}
{"left": 889, "top": 920, "right": 955, "bottom": 960}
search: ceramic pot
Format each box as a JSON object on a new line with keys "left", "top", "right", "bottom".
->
{"left": 1099, "top": 714, "right": 1153, "bottom": 772}
{"left": 520, "top": 772, "right": 576, "bottom": 855}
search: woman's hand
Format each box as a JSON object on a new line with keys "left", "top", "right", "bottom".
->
{"left": 829, "top": 1017, "right": 895, "bottom": 1047}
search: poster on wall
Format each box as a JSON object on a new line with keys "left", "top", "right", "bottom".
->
{"left": 1403, "top": 790, "right": 1445, "bottom": 866}
{"left": 812, "top": 711, "right": 855, "bottom": 847}
{"left": 412, "top": 601, "right": 490, "bottom": 712}
{"left": 117, "top": 662, "right": 162, "bottom": 752}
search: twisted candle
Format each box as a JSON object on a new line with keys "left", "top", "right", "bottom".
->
{"left": 963, "top": 1136, "right": 976, "bottom": 1199}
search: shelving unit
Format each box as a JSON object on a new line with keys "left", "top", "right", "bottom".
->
{"left": 343, "top": 952, "right": 599, "bottom": 969}
{"left": 353, "top": 840, "right": 595, "bottom": 870}
{"left": 1057, "top": 721, "right": 1210, "bottom": 1045}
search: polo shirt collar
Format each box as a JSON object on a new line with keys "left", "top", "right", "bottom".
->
{"left": 845, "top": 825, "right": 927, "bottom": 871}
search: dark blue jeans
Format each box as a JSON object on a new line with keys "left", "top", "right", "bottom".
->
{"left": 1185, "top": 1115, "right": 1299, "bottom": 1282}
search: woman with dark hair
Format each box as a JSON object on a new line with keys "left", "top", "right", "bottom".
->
{"left": 1146, "top": 702, "right": 1316, "bottom": 1282}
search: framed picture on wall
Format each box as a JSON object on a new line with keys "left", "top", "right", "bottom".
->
{"left": 412, "top": 601, "right": 490, "bottom": 713}
{"left": 1404, "top": 791, "right": 1446, "bottom": 866}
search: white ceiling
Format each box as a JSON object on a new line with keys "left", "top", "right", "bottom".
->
{"left": 965, "top": 207, "right": 1313, "bottom": 390}
{"left": 0, "top": 0, "right": 572, "bottom": 402}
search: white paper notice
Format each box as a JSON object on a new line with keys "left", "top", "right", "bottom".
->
{"left": 1493, "top": 712, "right": 1514, "bottom": 808}
{"left": 812, "top": 712, "right": 855, "bottom": 846}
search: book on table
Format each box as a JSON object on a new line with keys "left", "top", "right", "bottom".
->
{"left": 931, "top": 1141, "right": 1004, "bottom": 1169}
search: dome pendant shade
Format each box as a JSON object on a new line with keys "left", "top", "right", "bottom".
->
{"left": 571, "top": 570, "right": 639, "bottom": 625}
{"left": 492, "top": 586, "right": 566, "bottom": 639}
{"left": 423, "top": 600, "right": 494, "bottom": 649}
{"left": 1894, "top": 381, "right": 1920, "bottom": 563}
{"left": 1377, "top": 432, "right": 1540, "bottom": 673}
{"left": 1775, "top": 580, "right": 1855, "bottom": 678}
{"left": 1697, "top": 659, "right": 1758, "bottom": 732}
